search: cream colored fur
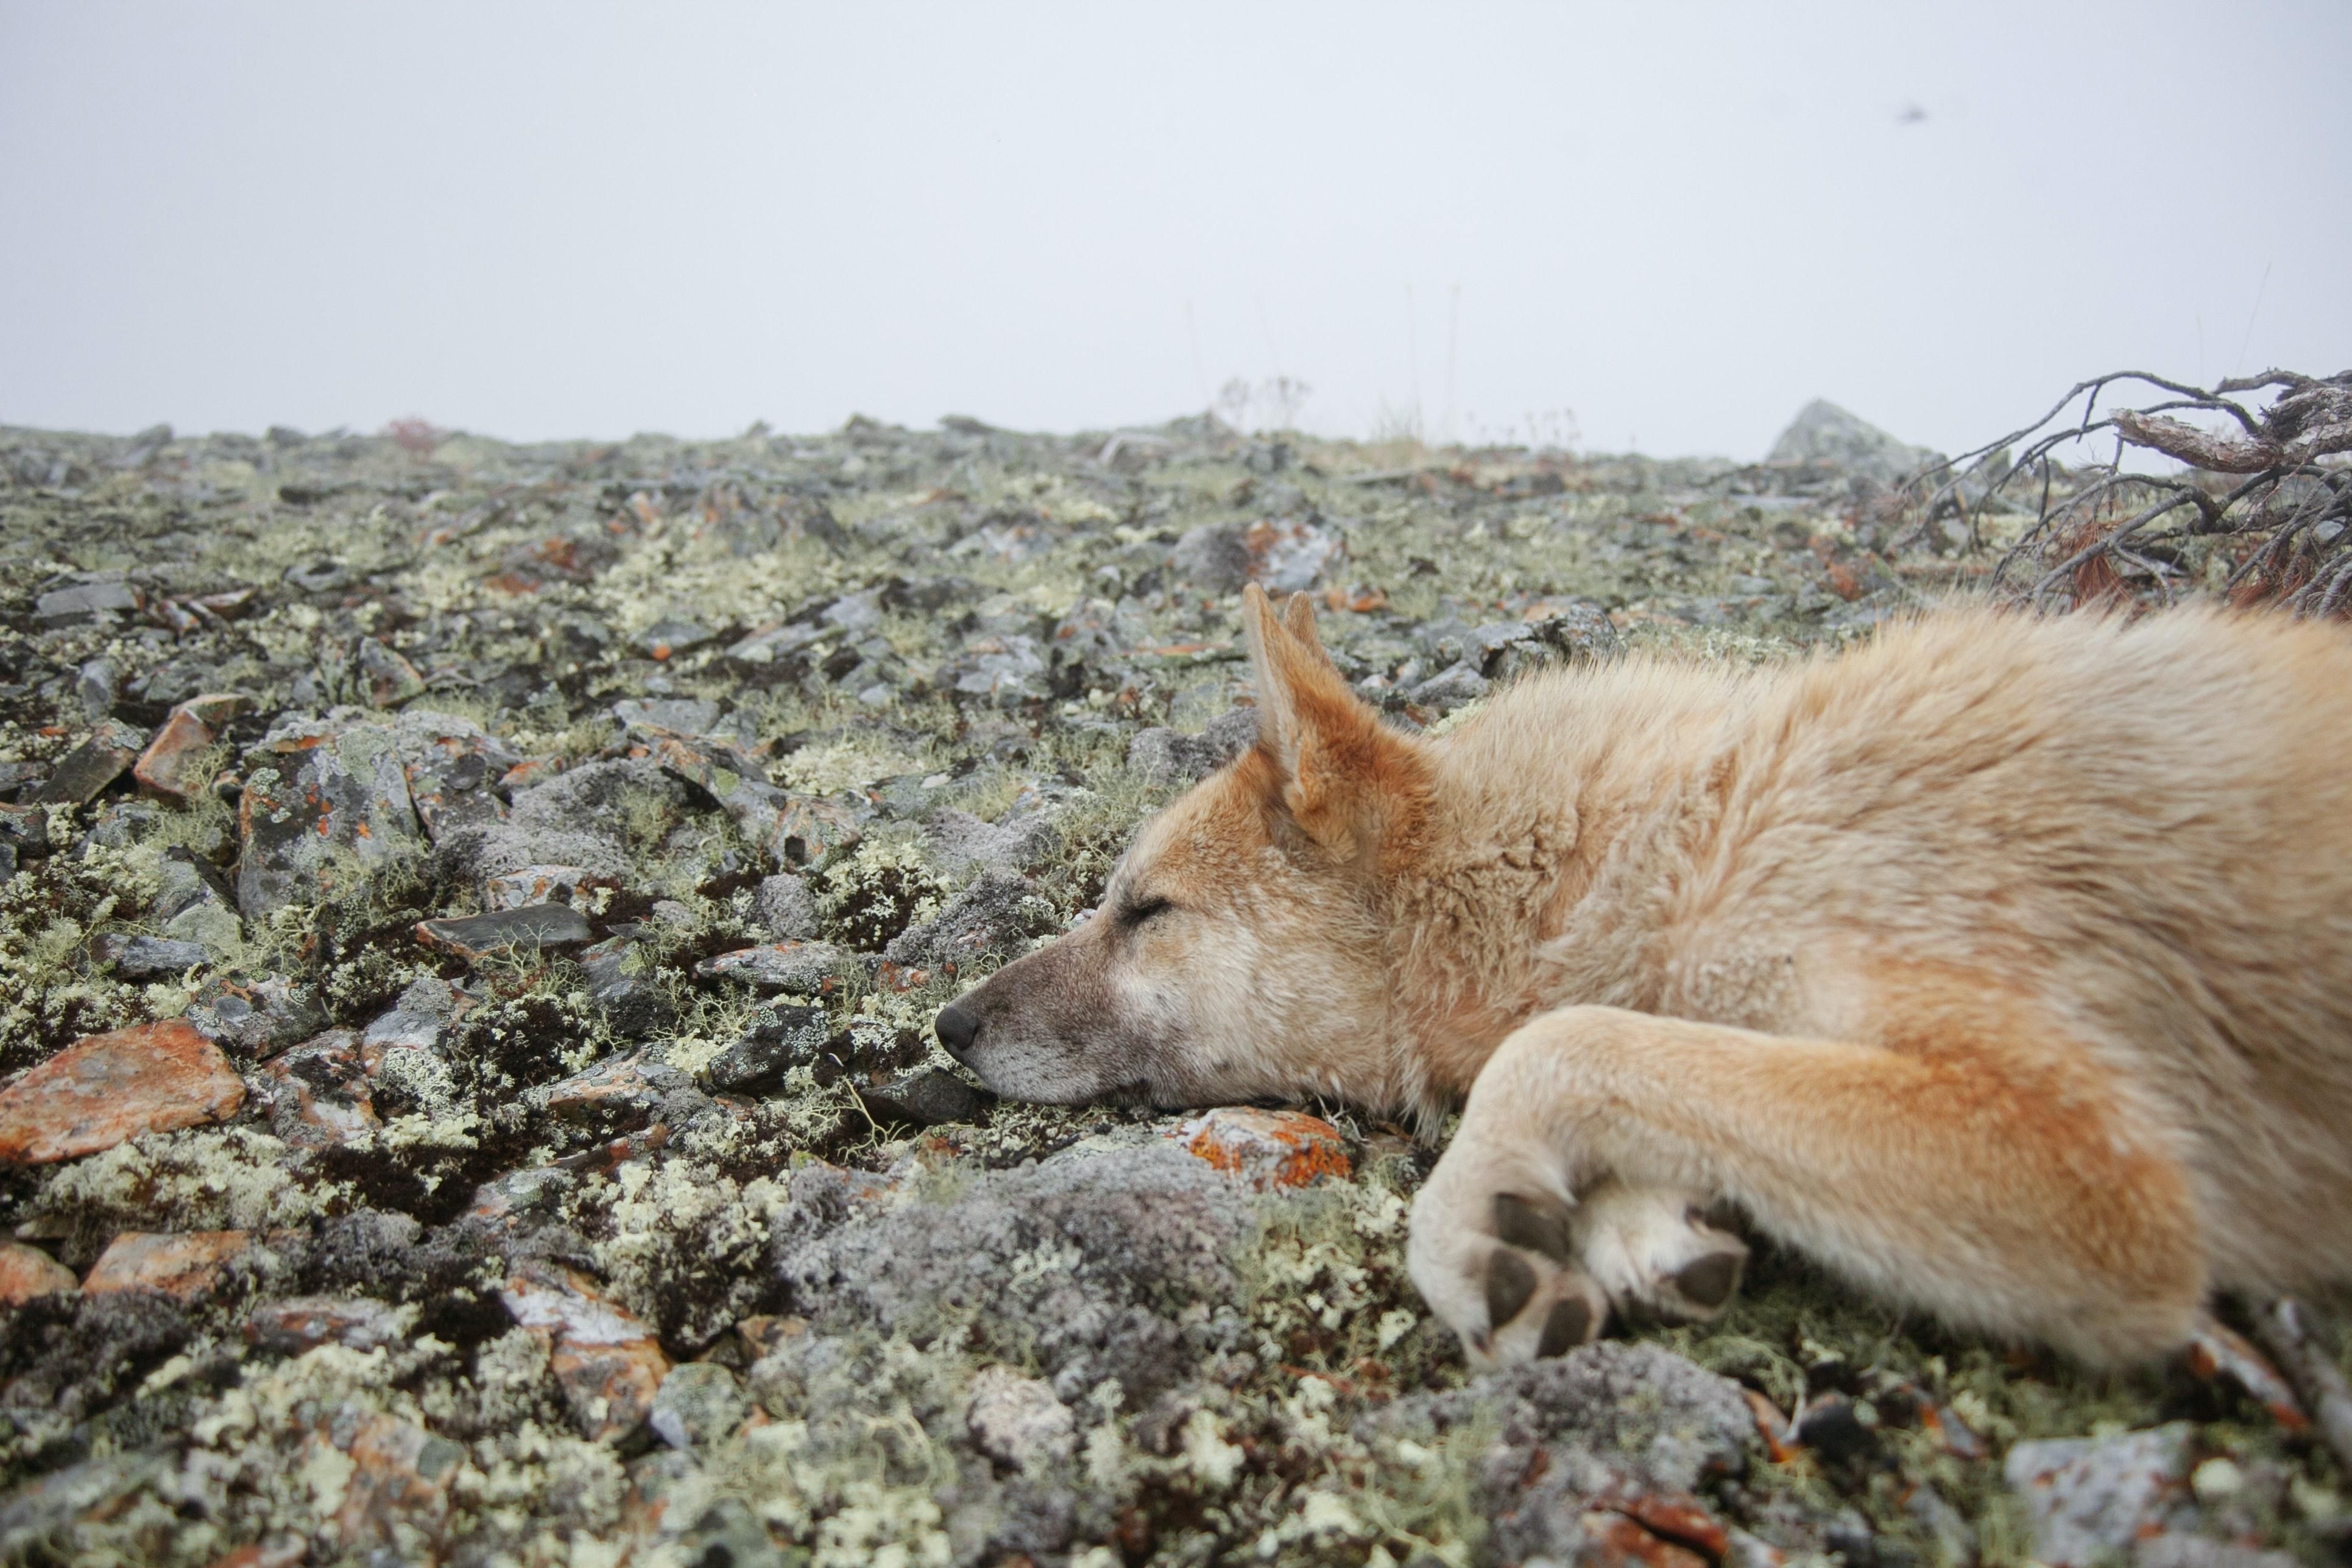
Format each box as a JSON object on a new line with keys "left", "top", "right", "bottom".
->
{"left": 939, "top": 585, "right": 2352, "bottom": 1369}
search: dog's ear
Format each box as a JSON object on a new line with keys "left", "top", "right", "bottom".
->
{"left": 1281, "top": 591, "right": 1329, "bottom": 660}
{"left": 1241, "top": 584, "right": 1430, "bottom": 863}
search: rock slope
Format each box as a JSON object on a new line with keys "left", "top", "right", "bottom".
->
{"left": 0, "top": 409, "right": 2340, "bottom": 1565}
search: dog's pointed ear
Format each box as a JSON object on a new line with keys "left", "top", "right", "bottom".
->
{"left": 1281, "top": 591, "right": 1328, "bottom": 658}
{"left": 1241, "top": 584, "right": 1430, "bottom": 862}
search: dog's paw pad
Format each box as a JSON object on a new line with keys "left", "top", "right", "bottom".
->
{"left": 1536, "top": 1294, "right": 1596, "bottom": 1357}
{"left": 1574, "top": 1187, "right": 1751, "bottom": 1324}
{"left": 1670, "top": 1248, "right": 1743, "bottom": 1313}
{"left": 1486, "top": 1248, "right": 1538, "bottom": 1326}
{"left": 1493, "top": 1191, "right": 1574, "bottom": 1260}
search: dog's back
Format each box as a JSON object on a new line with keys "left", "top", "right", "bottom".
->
{"left": 1441, "top": 606, "right": 2352, "bottom": 1298}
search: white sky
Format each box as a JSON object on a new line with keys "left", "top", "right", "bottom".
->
{"left": 2, "top": 2, "right": 2347, "bottom": 459}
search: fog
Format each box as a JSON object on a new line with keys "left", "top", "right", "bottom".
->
{"left": 2, "top": 1, "right": 2346, "bottom": 459}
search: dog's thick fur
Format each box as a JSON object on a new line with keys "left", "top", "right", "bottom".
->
{"left": 936, "top": 585, "right": 2352, "bottom": 1368}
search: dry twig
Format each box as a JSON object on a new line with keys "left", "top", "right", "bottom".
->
{"left": 1891, "top": 369, "right": 2352, "bottom": 613}
{"left": 2251, "top": 1297, "right": 2352, "bottom": 1478}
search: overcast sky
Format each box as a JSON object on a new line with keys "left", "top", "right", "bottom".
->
{"left": 2, "top": 2, "right": 2346, "bottom": 459}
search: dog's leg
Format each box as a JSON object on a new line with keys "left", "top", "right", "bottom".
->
{"left": 1408, "top": 1003, "right": 2206, "bottom": 1368}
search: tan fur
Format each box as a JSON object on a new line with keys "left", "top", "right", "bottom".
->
{"left": 938, "top": 585, "right": 2352, "bottom": 1367}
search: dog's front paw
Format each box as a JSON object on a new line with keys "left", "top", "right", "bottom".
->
{"left": 1572, "top": 1182, "right": 1750, "bottom": 1324}
{"left": 1408, "top": 1153, "right": 1609, "bottom": 1369}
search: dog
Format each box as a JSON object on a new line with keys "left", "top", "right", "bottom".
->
{"left": 934, "top": 584, "right": 2352, "bottom": 1369}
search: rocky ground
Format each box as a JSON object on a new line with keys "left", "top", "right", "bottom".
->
{"left": 0, "top": 406, "right": 2343, "bottom": 1568}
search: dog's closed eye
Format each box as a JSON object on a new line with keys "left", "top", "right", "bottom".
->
{"left": 1117, "top": 894, "right": 1176, "bottom": 928}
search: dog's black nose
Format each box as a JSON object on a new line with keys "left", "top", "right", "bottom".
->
{"left": 934, "top": 1001, "right": 980, "bottom": 1059}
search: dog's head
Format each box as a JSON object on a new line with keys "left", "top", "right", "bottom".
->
{"left": 934, "top": 585, "right": 1435, "bottom": 1108}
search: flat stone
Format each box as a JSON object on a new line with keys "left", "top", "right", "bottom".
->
{"left": 388, "top": 708, "right": 522, "bottom": 844}
{"left": 74, "top": 659, "right": 117, "bottom": 720}
{"left": 355, "top": 636, "right": 425, "bottom": 707}
{"left": 35, "top": 579, "right": 141, "bottom": 627}
{"left": 89, "top": 933, "right": 210, "bottom": 979}
{"left": 482, "top": 864, "right": 613, "bottom": 911}
{"left": 695, "top": 940, "right": 850, "bottom": 994}
{"left": 615, "top": 696, "right": 723, "bottom": 738}
{"left": 2005, "top": 1423, "right": 2195, "bottom": 1567}
{"left": 255, "top": 1028, "right": 380, "bottom": 1148}
{"left": 500, "top": 1265, "right": 673, "bottom": 1441}
{"left": 631, "top": 620, "right": 718, "bottom": 661}
{"left": 30, "top": 718, "right": 149, "bottom": 807}
{"left": 702, "top": 1005, "right": 830, "bottom": 1093}
{"left": 130, "top": 707, "right": 219, "bottom": 803}
{"left": 81, "top": 1229, "right": 256, "bottom": 1299}
{"left": 755, "top": 873, "right": 818, "bottom": 941}
{"left": 579, "top": 935, "right": 676, "bottom": 1036}
{"left": 244, "top": 1294, "right": 415, "bottom": 1354}
{"left": 858, "top": 1064, "right": 992, "bottom": 1128}
{"left": 0, "top": 1240, "right": 79, "bottom": 1304}
{"left": 540, "top": 1051, "right": 685, "bottom": 1121}
{"left": 185, "top": 973, "right": 325, "bottom": 1056}
{"left": 236, "top": 722, "right": 427, "bottom": 917}
{"left": 0, "top": 803, "right": 54, "bottom": 861}
{"left": 1175, "top": 1106, "right": 1352, "bottom": 1190}
{"left": 0, "top": 1019, "right": 246, "bottom": 1166}
{"left": 415, "top": 902, "right": 592, "bottom": 961}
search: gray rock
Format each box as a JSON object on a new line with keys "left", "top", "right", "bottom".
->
{"left": 613, "top": 696, "right": 721, "bottom": 739}
{"left": 649, "top": 1362, "right": 749, "bottom": 1450}
{"left": 2005, "top": 1423, "right": 2196, "bottom": 1568}
{"left": 1372, "top": 1343, "right": 1757, "bottom": 1568}
{"left": 147, "top": 842, "right": 230, "bottom": 918}
{"left": 1167, "top": 517, "right": 1344, "bottom": 595}
{"left": 90, "top": 933, "right": 210, "bottom": 978}
{"left": 755, "top": 872, "right": 818, "bottom": 941}
{"left": 186, "top": 973, "right": 326, "bottom": 1057}
{"left": 416, "top": 903, "right": 593, "bottom": 961}
{"left": 858, "top": 1065, "right": 992, "bottom": 1128}
{"left": 74, "top": 659, "right": 117, "bottom": 721}
{"left": 703, "top": 1005, "right": 829, "bottom": 1093}
{"left": 1127, "top": 707, "right": 1260, "bottom": 786}
{"left": 456, "top": 757, "right": 683, "bottom": 883}
{"left": 919, "top": 807, "right": 1062, "bottom": 881}
{"left": 882, "top": 867, "right": 1056, "bottom": 978}
{"left": 2134, "top": 1537, "right": 2301, "bottom": 1568}
{"left": 35, "top": 579, "right": 141, "bottom": 627}
{"left": 1767, "top": 399, "right": 1945, "bottom": 486}
{"left": 387, "top": 709, "right": 521, "bottom": 845}
{"left": 1408, "top": 660, "right": 1491, "bottom": 713}
{"left": 363, "top": 976, "right": 461, "bottom": 1053}
{"left": 355, "top": 635, "right": 424, "bottom": 707}
{"left": 236, "top": 722, "right": 427, "bottom": 917}
{"left": 768, "top": 1140, "right": 1256, "bottom": 1405}
{"left": 0, "top": 803, "right": 52, "bottom": 862}
{"left": 945, "top": 635, "right": 1049, "bottom": 707}
{"left": 630, "top": 620, "right": 718, "bottom": 660}
{"left": 579, "top": 936, "right": 676, "bottom": 1037}
{"left": 696, "top": 940, "right": 853, "bottom": 993}
{"left": 30, "top": 719, "right": 149, "bottom": 807}
{"left": 821, "top": 590, "right": 883, "bottom": 634}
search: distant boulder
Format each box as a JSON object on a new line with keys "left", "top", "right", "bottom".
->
{"left": 1768, "top": 399, "right": 1945, "bottom": 486}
